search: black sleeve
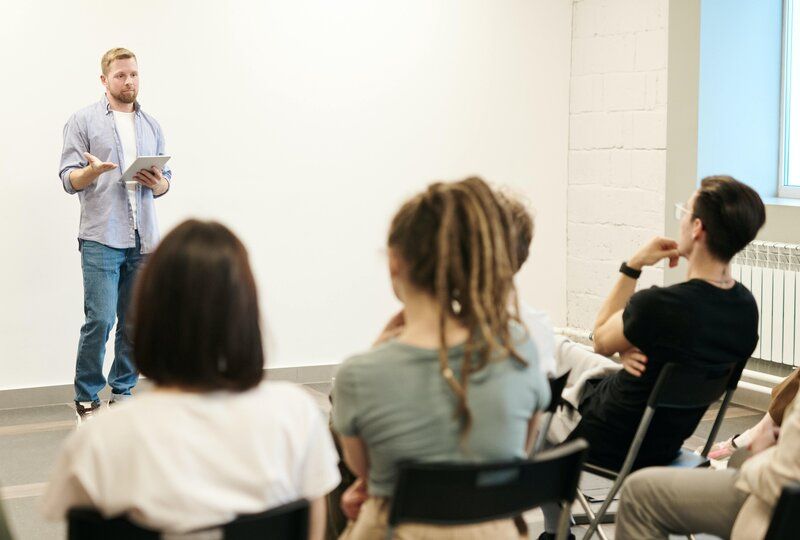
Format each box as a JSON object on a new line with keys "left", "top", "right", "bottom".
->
{"left": 622, "top": 286, "right": 665, "bottom": 350}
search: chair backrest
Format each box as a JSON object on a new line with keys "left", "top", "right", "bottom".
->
{"left": 647, "top": 361, "right": 742, "bottom": 409}
{"left": 765, "top": 483, "right": 800, "bottom": 540}
{"left": 67, "top": 509, "right": 158, "bottom": 540}
{"left": 638, "top": 360, "right": 743, "bottom": 459}
{"left": 388, "top": 439, "right": 588, "bottom": 527}
{"left": 546, "top": 370, "right": 570, "bottom": 413}
{"left": 67, "top": 500, "right": 309, "bottom": 540}
{"left": 222, "top": 500, "right": 309, "bottom": 540}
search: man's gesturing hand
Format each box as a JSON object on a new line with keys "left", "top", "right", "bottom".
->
{"left": 628, "top": 237, "right": 680, "bottom": 270}
{"left": 84, "top": 152, "right": 117, "bottom": 175}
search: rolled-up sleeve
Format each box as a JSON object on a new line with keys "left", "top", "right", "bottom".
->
{"left": 59, "top": 115, "right": 88, "bottom": 195}
{"left": 155, "top": 121, "right": 171, "bottom": 197}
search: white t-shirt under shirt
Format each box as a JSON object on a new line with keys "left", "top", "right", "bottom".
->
{"left": 113, "top": 110, "right": 138, "bottom": 230}
{"left": 41, "top": 381, "right": 341, "bottom": 533}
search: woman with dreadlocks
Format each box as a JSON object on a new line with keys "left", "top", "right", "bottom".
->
{"left": 331, "top": 177, "right": 551, "bottom": 539}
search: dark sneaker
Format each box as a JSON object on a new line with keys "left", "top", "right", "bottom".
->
{"left": 537, "top": 533, "right": 575, "bottom": 540}
{"left": 75, "top": 401, "right": 101, "bottom": 425}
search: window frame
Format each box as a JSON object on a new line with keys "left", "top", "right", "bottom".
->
{"left": 779, "top": 0, "right": 800, "bottom": 198}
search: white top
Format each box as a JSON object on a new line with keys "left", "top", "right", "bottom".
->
{"left": 113, "top": 110, "right": 138, "bottom": 230}
{"left": 41, "top": 381, "right": 341, "bottom": 533}
{"left": 520, "top": 302, "right": 557, "bottom": 376}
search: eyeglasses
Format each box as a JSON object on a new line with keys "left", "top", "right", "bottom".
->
{"left": 674, "top": 202, "right": 691, "bottom": 221}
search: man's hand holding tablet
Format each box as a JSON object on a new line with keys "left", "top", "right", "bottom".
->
{"left": 133, "top": 166, "right": 163, "bottom": 189}
{"left": 121, "top": 155, "right": 171, "bottom": 196}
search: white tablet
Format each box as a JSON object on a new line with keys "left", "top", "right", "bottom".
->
{"left": 120, "top": 156, "right": 171, "bottom": 183}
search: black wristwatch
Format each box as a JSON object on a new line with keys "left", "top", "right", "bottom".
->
{"left": 619, "top": 261, "right": 642, "bottom": 279}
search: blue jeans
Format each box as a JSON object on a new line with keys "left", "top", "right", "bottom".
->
{"left": 74, "top": 233, "right": 145, "bottom": 403}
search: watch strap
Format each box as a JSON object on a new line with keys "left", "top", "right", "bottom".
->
{"left": 619, "top": 261, "right": 642, "bottom": 279}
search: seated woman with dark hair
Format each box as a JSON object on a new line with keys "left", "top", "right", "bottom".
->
{"left": 332, "top": 177, "right": 550, "bottom": 539}
{"left": 41, "top": 220, "right": 340, "bottom": 538}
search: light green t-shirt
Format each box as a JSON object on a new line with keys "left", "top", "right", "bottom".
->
{"left": 332, "top": 325, "right": 550, "bottom": 497}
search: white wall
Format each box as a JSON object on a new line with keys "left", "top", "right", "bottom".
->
{"left": 0, "top": 0, "right": 572, "bottom": 391}
{"left": 566, "top": 0, "right": 668, "bottom": 331}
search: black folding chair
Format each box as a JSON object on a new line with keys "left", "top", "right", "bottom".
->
{"left": 578, "top": 361, "right": 744, "bottom": 540}
{"left": 765, "top": 483, "right": 800, "bottom": 540}
{"left": 532, "top": 370, "right": 571, "bottom": 455}
{"left": 387, "top": 439, "right": 589, "bottom": 540}
{"left": 67, "top": 499, "right": 309, "bottom": 540}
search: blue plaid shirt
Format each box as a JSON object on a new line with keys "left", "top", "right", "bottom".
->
{"left": 59, "top": 95, "right": 172, "bottom": 253}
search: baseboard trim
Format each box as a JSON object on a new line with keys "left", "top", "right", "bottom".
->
{"left": 0, "top": 364, "right": 340, "bottom": 411}
{"left": 732, "top": 377, "right": 772, "bottom": 412}
{"left": 0, "top": 362, "right": 778, "bottom": 413}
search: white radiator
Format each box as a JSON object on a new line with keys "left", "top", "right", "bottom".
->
{"left": 732, "top": 241, "right": 800, "bottom": 366}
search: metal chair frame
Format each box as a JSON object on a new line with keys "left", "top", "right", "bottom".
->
{"left": 577, "top": 361, "right": 744, "bottom": 540}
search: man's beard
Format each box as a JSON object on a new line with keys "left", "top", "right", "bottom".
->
{"left": 113, "top": 88, "right": 137, "bottom": 104}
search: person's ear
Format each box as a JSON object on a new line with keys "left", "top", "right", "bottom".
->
{"left": 388, "top": 248, "right": 403, "bottom": 279}
{"left": 100, "top": 74, "right": 108, "bottom": 88}
{"left": 692, "top": 217, "right": 704, "bottom": 242}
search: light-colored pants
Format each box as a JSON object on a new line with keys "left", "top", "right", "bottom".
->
{"left": 615, "top": 467, "right": 748, "bottom": 540}
{"left": 546, "top": 337, "right": 621, "bottom": 444}
{"left": 541, "top": 337, "right": 621, "bottom": 533}
{"left": 338, "top": 497, "right": 524, "bottom": 540}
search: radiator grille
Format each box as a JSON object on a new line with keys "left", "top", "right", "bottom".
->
{"left": 732, "top": 241, "right": 800, "bottom": 366}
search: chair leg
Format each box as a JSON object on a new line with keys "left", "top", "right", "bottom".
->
{"left": 581, "top": 483, "right": 618, "bottom": 540}
{"left": 583, "top": 407, "right": 656, "bottom": 540}
{"left": 575, "top": 491, "right": 610, "bottom": 540}
{"left": 555, "top": 502, "right": 572, "bottom": 540}
{"left": 576, "top": 490, "right": 595, "bottom": 523}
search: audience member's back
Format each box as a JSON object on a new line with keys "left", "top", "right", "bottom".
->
{"left": 41, "top": 220, "right": 340, "bottom": 534}
{"left": 580, "top": 175, "right": 765, "bottom": 469}
{"left": 332, "top": 178, "right": 550, "bottom": 539}
{"left": 335, "top": 323, "right": 548, "bottom": 497}
{"left": 573, "top": 279, "right": 758, "bottom": 468}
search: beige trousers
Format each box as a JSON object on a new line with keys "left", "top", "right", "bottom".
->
{"left": 615, "top": 467, "right": 749, "bottom": 540}
{"left": 338, "top": 498, "right": 524, "bottom": 540}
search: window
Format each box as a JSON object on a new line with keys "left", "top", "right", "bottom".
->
{"left": 780, "top": 0, "right": 800, "bottom": 197}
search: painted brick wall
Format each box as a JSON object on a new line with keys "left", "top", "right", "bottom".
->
{"left": 567, "top": 0, "right": 669, "bottom": 331}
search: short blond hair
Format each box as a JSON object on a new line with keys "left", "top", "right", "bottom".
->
{"left": 101, "top": 47, "right": 137, "bottom": 75}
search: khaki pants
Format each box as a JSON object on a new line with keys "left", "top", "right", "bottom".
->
{"left": 338, "top": 498, "right": 524, "bottom": 540}
{"left": 615, "top": 467, "right": 748, "bottom": 540}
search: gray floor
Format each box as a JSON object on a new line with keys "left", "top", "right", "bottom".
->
{"left": 0, "top": 385, "right": 762, "bottom": 540}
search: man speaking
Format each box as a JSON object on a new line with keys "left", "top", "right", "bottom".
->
{"left": 59, "top": 47, "right": 172, "bottom": 421}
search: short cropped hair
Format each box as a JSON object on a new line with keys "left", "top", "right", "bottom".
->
{"left": 131, "top": 220, "right": 265, "bottom": 392}
{"left": 101, "top": 47, "right": 137, "bottom": 75}
{"left": 693, "top": 175, "right": 766, "bottom": 262}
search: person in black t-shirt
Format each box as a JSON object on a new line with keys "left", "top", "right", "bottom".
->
{"left": 537, "top": 176, "right": 765, "bottom": 540}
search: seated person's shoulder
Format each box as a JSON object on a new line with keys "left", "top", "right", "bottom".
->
{"left": 621, "top": 285, "right": 679, "bottom": 349}
{"left": 624, "top": 282, "right": 697, "bottom": 315}
{"left": 508, "top": 320, "right": 538, "bottom": 357}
